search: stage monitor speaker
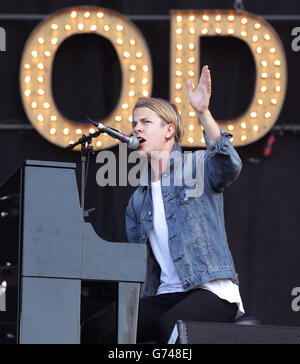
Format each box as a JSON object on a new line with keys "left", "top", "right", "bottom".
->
{"left": 168, "top": 320, "right": 300, "bottom": 344}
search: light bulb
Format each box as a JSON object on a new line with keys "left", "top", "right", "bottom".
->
{"left": 188, "top": 137, "right": 194, "bottom": 144}
{"left": 275, "top": 72, "right": 281, "bottom": 79}
{"left": 265, "top": 112, "right": 271, "bottom": 118}
{"left": 261, "top": 86, "right": 268, "bottom": 93}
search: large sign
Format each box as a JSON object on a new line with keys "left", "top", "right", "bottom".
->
{"left": 20, "top": 7, "right": 287, "bottom": 150}
{"left": 170, "top": 10, "right": 287, "bottom": 147}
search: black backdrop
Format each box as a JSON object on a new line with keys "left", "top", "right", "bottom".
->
{"left": 0, "top": 0, "right": 300, "bottom": 327}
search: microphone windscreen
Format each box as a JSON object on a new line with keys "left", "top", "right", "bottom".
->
{"left": 128, "top": 136, "right": 140, "bottom": 150}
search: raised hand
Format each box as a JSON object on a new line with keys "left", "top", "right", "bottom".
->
{"left": 186, "top": 65, "right": 212, "bottom": 114}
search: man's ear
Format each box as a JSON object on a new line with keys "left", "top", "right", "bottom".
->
{"left": 165, "top": 123, "right": 176, "bottom": 140}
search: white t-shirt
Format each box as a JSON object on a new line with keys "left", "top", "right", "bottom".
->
{"left": 148, "top": 180, "right": 245, "bottom": 319}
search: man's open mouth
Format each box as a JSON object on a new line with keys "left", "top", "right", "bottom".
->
{"left": 137, "top": 137, "right": 146, "bottom": 146}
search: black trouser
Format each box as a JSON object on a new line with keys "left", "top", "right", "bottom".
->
{"left": 137, "top": 288, "right": 237, "bottom": 343}
{"left": 81, "top": 288, "right": 238, "bottom": 344}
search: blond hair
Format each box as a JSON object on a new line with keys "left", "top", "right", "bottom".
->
{"left": 133, "top": 98, "right": 184, "bottom": 143}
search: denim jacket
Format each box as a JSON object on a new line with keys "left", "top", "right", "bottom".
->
{"left": 125, "top": 128, "right": 243, "bottom": 297}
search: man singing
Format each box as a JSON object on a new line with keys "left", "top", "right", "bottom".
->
{"left": 126, "top": 65, "right": 245, "bottom": 344}
{"left": 81, "top": 65, "right": 245, "bottom": 344}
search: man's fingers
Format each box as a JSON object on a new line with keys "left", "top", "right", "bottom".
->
{"left": 206, "top": 68, "right": 212, "bottom": 94}
{"left": 197, "top": 66, "right": 206, "bottom": 88}
{"left": 186, "top": 78, "right": 194, "bottom": 90}
{"left": 186, "top": 79, "right": 194, "bottom": 98}
{"left": 197, "top": 65, "right": 209, "bottom": 90}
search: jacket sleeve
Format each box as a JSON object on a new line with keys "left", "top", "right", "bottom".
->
{"left": 203, "top": 127, "right": 243, "bottom": 193}
{"left": 125, "top": 194, "right": 139, "bottom": 244}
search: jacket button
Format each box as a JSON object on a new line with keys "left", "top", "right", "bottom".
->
{"left": 148, "top": 211, "right": 152, "bottom": 216}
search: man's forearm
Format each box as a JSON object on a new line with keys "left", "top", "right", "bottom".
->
{"left": 197, "top": 109, "right": 221, "bottom": 143}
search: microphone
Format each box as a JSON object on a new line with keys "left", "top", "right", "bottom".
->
{"left": 88, "top": 118, "right": 139, "bottom": 150}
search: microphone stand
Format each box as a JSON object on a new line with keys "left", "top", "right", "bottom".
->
{"left": 66, "top": 130, "right": 102, "bottom": 220}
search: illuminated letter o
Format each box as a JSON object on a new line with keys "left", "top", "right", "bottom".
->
{"left": 20, "top": 7, "right": 153, "bottom": 150}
